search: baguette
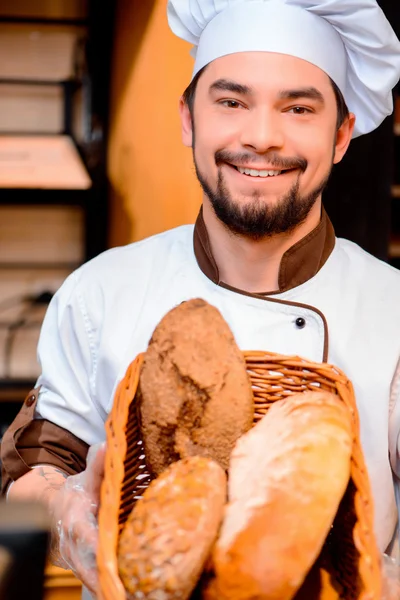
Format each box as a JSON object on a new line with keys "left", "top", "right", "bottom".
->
{"left": 118, "top": 456, "right": 227, "bottom": 600}
{"left": 206, "top": 390, "right": 353, "bottom": 600}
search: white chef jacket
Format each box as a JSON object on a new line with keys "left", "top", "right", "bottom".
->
{"left": 34, "top": 221, "right": 400, "bottom": 555}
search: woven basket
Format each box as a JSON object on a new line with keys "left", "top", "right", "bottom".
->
{"left": 97, "top": 351, "right": 382, "bottom": 600}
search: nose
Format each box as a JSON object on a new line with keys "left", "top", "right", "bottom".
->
{"left": 240, "top": 107, "right": 284, "bottom": 153}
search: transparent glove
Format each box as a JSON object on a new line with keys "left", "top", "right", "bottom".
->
{"left": 51, "top": 442, "right": 106, "bottom": 597}
{"left": 382, "top": 553, "right": 400, "bottom": 600}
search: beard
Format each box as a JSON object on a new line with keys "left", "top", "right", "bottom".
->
{"left": 194, "top": 149, "right": 332, "bottom": 241}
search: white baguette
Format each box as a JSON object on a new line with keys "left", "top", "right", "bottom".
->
{"left": 206, "top": 390, "right": 353, "bottom": 600}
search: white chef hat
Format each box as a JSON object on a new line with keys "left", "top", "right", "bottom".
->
{"left": 167, "top": 0, "right": 400, "bottom": 137}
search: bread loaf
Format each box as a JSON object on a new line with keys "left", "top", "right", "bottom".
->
{"left": 118, "top": 456, "right": 227, "bottom": 600}
{"left": 205, "top": 390, "right": 353, "bottom": 600}
{"left": 139, "top": 298, "right": 254, "bottom": 476}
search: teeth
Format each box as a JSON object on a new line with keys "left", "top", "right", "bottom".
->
{"left": 237, "top": 167, "right": 282, "bottom": 177}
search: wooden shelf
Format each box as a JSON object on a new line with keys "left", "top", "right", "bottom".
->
{"left": 389, "top": 238, "right": 400, "bottom": 258}
{"left": 0, "top": 0, "right": 88, "bottom": 21}
{"left": 0, "top": 16, "right": 88, "bottom": 26}
{"left": 0, "top": 78, "right": 80, "bottom": 86}
{"left": 0, "top": 378, "right": 35, "bottom": 401}
{"left": 0, "top": 135, "right": 91, "bottom": 189}
{"left": 0, "top": 262, "right": 79, "bottom": 270}
{"left": 44, "top": 565, "right": 82, "bottom": 600}
{"left": 392, "top": 185, "right": 400, "bottom": 198}
{"left": 0, "top": 1, "right": 113, "bottom": 395}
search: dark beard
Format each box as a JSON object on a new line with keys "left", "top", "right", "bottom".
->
{"left": 194, "top": 149, "right": 331, "bottom": 241}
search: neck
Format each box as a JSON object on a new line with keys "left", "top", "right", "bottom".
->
{"left": 202, "top": 197, "right": 322, "bottom": 293}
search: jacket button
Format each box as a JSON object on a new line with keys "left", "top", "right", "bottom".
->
{"left": 25, "top": 395, "right": 36, "bottom": 407}
{"left": 295, "top": 317, "right": 306, "bottom": 329}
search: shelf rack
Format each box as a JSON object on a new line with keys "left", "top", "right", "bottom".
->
{"left": 0, "top": 0, "right": 115, "bottom": 404}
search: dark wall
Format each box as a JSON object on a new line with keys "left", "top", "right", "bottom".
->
{"left": 323, "top": 113, "right": 394, "bottom": 261}
{"left": 322, "top": 2, "right": 399, "bottom": 261}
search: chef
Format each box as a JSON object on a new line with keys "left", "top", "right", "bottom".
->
{"left": 2, "top": 0, "right": 400, "bottom": 597}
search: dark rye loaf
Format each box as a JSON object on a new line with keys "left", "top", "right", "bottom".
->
{"left": 139, "top": 298, "right": 254, "bottom": 476}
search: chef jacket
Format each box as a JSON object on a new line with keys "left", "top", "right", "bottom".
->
{"left": 2, "top": 207, "right": 400, "bottom": 556}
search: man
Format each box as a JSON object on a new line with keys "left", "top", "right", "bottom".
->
{"left": 2, "top": 0, "right": 400, "bottom": 597}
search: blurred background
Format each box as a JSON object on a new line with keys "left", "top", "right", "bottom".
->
{"left": 0, "top": 0, "right": 398, "bottom": 595}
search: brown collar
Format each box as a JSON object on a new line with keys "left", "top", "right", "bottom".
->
{"left": 193, "top": 206, "right": 335, "bottom": 294}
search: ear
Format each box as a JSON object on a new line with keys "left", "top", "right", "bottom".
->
{"left": 333, "top": 113, "right": 356, "bottom": 164}
{"left": 179, "top": 96, "right": 194, "bottom": 148}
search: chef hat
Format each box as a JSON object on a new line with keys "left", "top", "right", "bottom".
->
{"left": 167, "top": 0, "right": 400, "bottom": 137}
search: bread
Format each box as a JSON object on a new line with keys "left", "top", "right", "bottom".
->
{"left": 117, "top": 456, "right": 227, "bottom": 600}
{"left": 205, "top": 390, "right": 353, "bottom": 600}
{"left": 139, "top": 298, "right": 254, "bottom": 476}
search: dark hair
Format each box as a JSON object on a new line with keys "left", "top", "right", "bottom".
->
{"left": 182, "top": 66, "right": 206, "bottom": 116}
{"left": 182, "top": 66, "right": 350, "bottom": 130}
{"left": 329, "top": 78, "right": 350, "bottom": 130}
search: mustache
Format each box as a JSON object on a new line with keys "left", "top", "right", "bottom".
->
{"left": 215, "top": 150, "right": 307, "bottom": 172}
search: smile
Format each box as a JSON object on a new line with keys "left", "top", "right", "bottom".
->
{"left": 236, "top": 167, "right": 282, "bottom": 177}
{"left": 227, "top": 163, "right": 296, "bottom": 179}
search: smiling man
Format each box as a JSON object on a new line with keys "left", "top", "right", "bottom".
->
{"left": 180, "top": 49, "right": 355, "bottom": 291}
{"left": 2, "top": 0, "right": 400, "bottom": 597}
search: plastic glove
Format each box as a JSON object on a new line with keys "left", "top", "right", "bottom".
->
{"left": 51, "top": 441, "right": 106, "bottom": 596}
{"left": 381, "top": 553, "right": 400, "bottom": 600}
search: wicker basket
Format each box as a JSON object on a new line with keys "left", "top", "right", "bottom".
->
{"left": 97, "top": 351, "right": 382, "bottom": 600}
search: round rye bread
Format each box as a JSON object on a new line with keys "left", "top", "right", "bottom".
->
{"left": 139, "top": 298, "right": 254, "bottom": 476}
{"left": 117, "top": 456, "right": 227, "bottom": 600}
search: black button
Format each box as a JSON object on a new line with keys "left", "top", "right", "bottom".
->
{"left": 25, "top": 394, "right": 36, "bottom": 407}
{"left": 295, "top": 317, "right": 306, "bottom": 329}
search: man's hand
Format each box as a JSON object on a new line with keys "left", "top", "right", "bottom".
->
{"left": 49, "top": 442, "right": 106, "bottom": 596}
{"left": 7, "top": 442, "right": 106, "bottom": 594}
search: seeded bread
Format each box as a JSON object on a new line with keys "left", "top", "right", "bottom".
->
{"left": 117, "top": 456, "right": 227, "bottom": 600}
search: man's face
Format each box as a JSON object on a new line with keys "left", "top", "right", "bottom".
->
{"left": 180, "top": 52, "right": 354, "bottom": 239}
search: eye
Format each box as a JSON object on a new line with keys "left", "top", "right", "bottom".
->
{"left": 220, "top": 100, "right": 243, "bottom": 109}
{"left": 287, "top": 106, "right": 312, "bottom": 115}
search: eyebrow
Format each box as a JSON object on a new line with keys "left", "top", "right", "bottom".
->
{"left": 209, "top": 80, "right": 325, "bottom": 105}
{"left": 278, "top": 87, "right": 325, "bottom": 104}
{"left": 209, "top": 79, "right": 252, "bottom": 96}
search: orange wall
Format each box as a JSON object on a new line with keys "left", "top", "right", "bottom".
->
{"left": 107, "top": 0, "right": 202, "bottom": 247}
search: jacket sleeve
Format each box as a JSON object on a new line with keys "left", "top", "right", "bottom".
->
{"left": 34, "top": 268, "right": 107, "bottom": 445}
{"left": 389, "top": 355, "right": 400, "bottom": 478}
{"left": 1, "top": 387, "right": 89, "bottom": 496}
{"left": 1, "top": 268, "right": 106, "bottom": 494}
